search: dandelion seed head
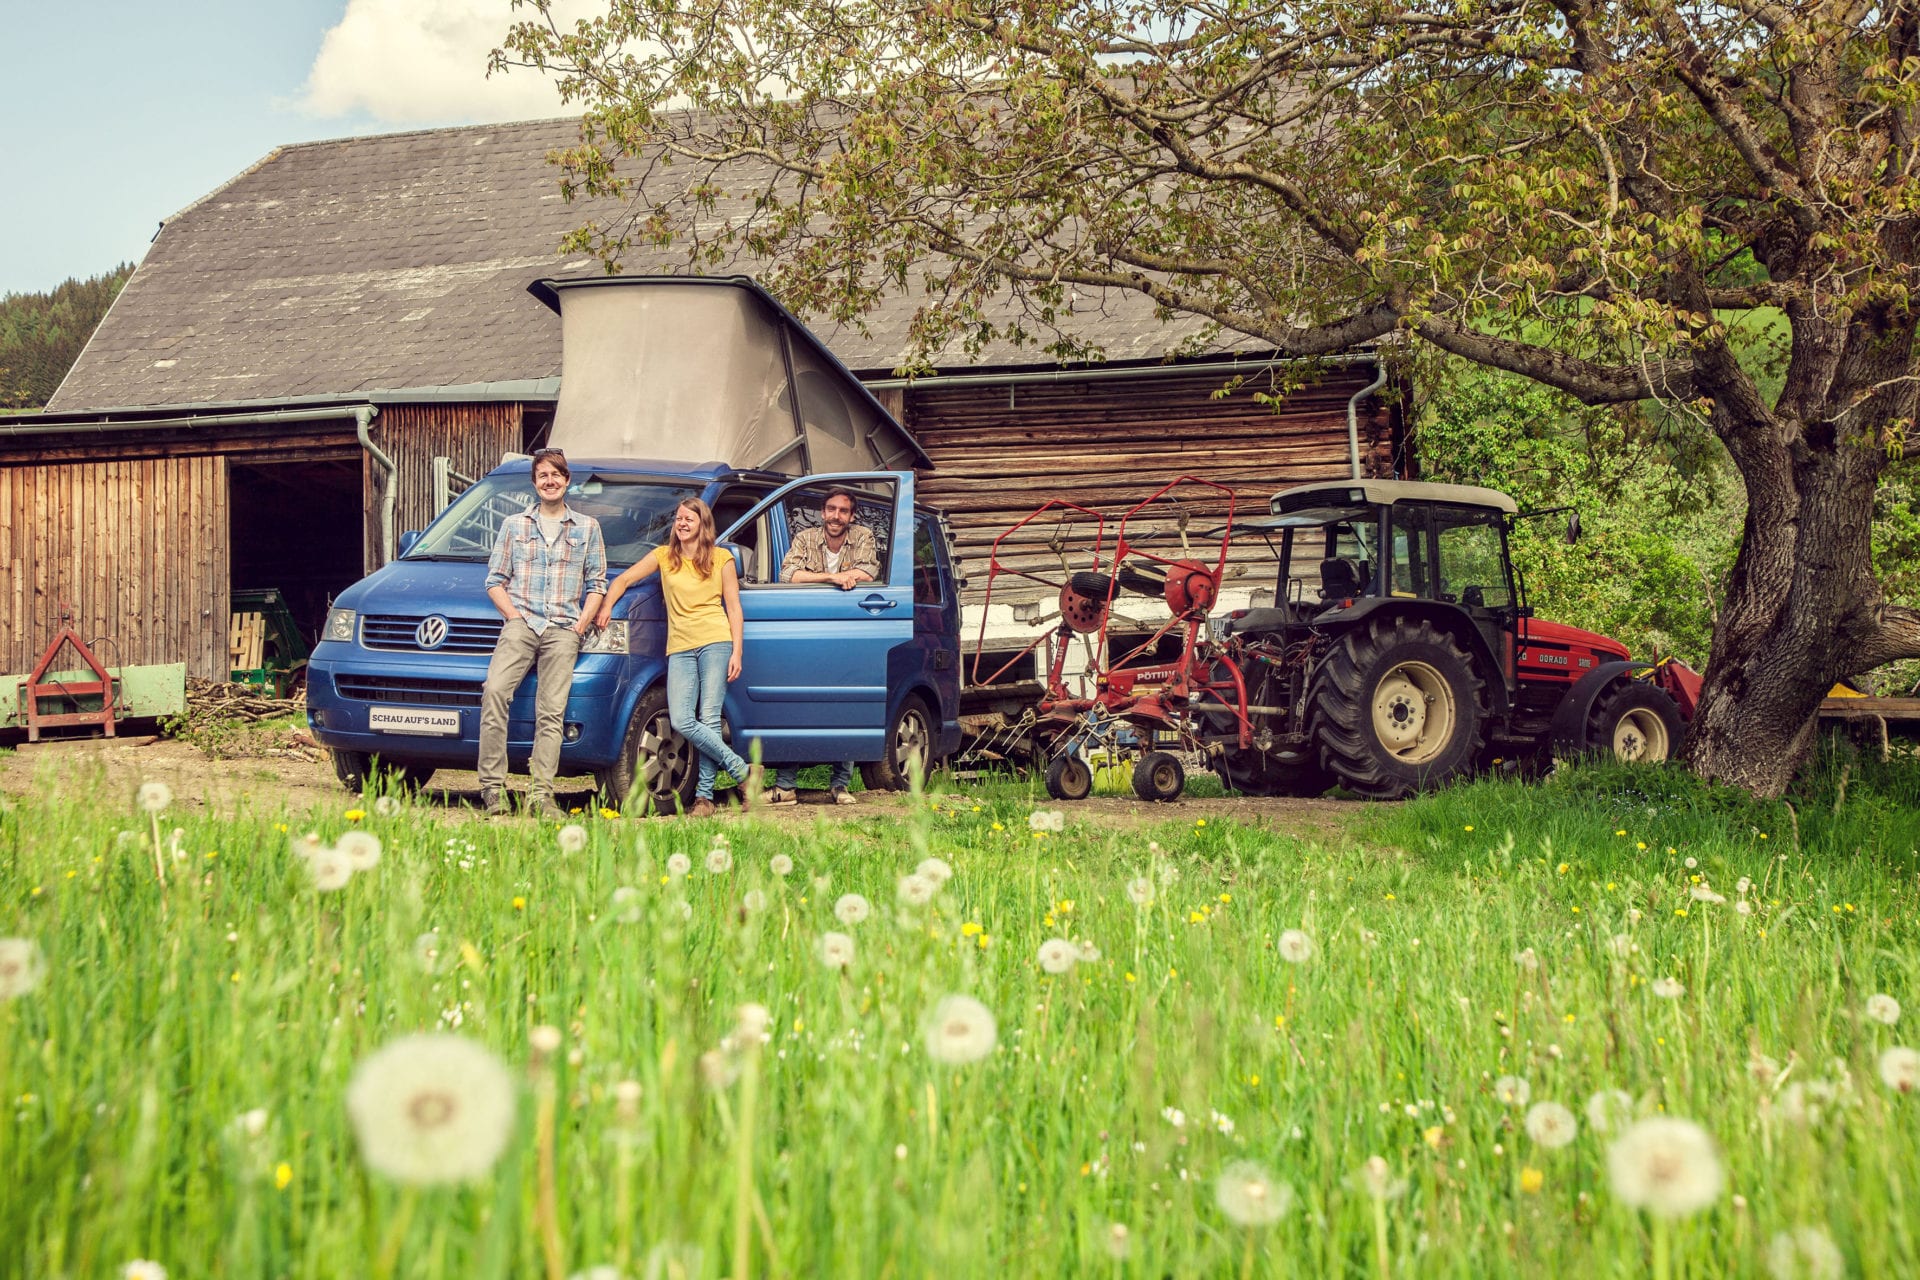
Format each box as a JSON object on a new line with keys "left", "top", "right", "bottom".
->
{"left": 734, "top": 1003, "right": 771, "bottom": 1043}
{"left": 1766, "top": 1226, "right": 1844, "bottom": 1280}
{"left": 1606, "top": 1117, "right": 1723, "bottom": 1217}
{"left": 1037, "top": 938, "right": 1078, "bottom": 974}
{"left": 1027, "top": 809, "right": 1065, "bottom": 833}
{"left": 1513, "top": 947, "right": 1539, "bottom": 971}
{"left": 1586, "top": 1089, "right": 1634, "bottom": 1134}
{"left": 915, "top": 856, "right": 954, "bottom": 885}
{"left": 121, "top": 1260, "right": 168, "bottom": 1280}
{"left": 705, "top": 845, "right": 733, "bottom": 874}
{"left": 1494, "top": 1076, "right": 1531, "bottom": 1107}
{"left": 1214, "top": 1160, "right": 1293, "bottom": 1226}
{"left": 769, "top": 853, "right": 794, "bottom": 877}
{"left": 896, "top": 873, "right": 937, "bottom": 907}
{"left": 922, "top": 994, "right": 997, "bottom": 1064}
{"left": 373, "top": 795, "right": 402, "bottom": 818}
{"left": 1689, "top": 884, "right": 1726, "bottom": 904}
{"left": 1126, "top": 876, "right": 1155, "bottom": 907}
{"left": 742, "top": 889, "right": 767, "bottom": 913}
{"left": 233, "top": 1107, "right": 269, "bottom": 1139}
{"left": 529, "top": 1025, "right": 562, "bottom": 1058}
{"left": 346, "top": 1033, "right": 516, "bottom": 1184}
{"left": 1651, "top": 976, "right": 1686, "bottom": 1000}
{"left": 834, "top": 893, "right": 872, "bottom": 925}
{"left": 1277, "top": 929, "right": 1315, "bottom": 963}
{"left": 818, "top": 931, "right": 855, "bottom": 969}
{"left": 1077, "top": 939, "right": 1102, "bottom": 963}
{"left": 611, "top": 886, "right": 643, "bottom": 924}
{"left": 0, "top": 938, "right": 47, "bottom": 999}
{"left": 613, "top": 1080, "right": 643, "bottom": 1119}
{"left": 136, "top": 781, "right": 172, "bottom": 814}
{"left": 1684, "top": 856, "right": 1698, "bottom": 869}
{"left": 336, "top": 830, "right": 382, "bottom": 871}
{"left": 1866, "top": 994, "right": 1901, "bottom": 1026}
{"left": 1735, "top": 876, "right": 1752, "bottom": 895}
{"left": 666, "top": 853, "right": 692, "bottom": 878}
{"left": 1525, "top": 1101, "right": 1579, "bottom": 1148}
{"left": 1737, "top": 900, "right": 1754, "bottom": 915}
{"left": 557, "top": 824, "right": 588, "bottom": 855}
{"left": 698, "top": 1049, "right": 739, "bottom": 1089}
{"left": 1879, "top": 1046, "right": 1920, "bottom": 1094}
{"left": 1353, "top": 1155, "right": 1408, "bottom": 1200}
{"left": 1104, "top": 1222, "right": 1132, "bottom": 1261}
{"left": 308, "top": 846, "right": 354, "bottom": 893}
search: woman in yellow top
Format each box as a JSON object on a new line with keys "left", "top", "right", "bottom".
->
{"left": 597, "top": 497, "right": 756, "bottom": 816}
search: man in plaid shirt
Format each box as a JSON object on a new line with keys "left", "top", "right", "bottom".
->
{"left": 478, "top": 448, "right": 606, "bottom": 819}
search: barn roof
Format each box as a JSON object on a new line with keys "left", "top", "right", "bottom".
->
{"left": 50, "top": 116, "right": 1257, "bottom": 413}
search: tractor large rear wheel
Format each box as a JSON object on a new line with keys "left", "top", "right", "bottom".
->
{"left": 1585, "top": 681, "right": 1683, "bottom": 764}
{"left": 1308, "top": 617, "right": 1486, "bottom": 799}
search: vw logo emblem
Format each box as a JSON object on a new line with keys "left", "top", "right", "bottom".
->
{"left": 415, "top": 616, "right": 450, "bottom": 649}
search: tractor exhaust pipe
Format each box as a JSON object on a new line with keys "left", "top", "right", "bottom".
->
{"left": 1347, "top": 362, "right": 1388, "bottom": 479}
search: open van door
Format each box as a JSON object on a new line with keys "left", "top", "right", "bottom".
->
{"left": 717, "top": 471, "right": 916, "bottom": 765}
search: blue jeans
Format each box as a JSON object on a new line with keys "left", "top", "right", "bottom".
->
{"left": 775, "top": 762, "right": 853, "bottom": 792}
{"left": 667, "top": 642, "right": 750, "bottom": 800}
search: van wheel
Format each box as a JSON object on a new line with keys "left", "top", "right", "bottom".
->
{"left": 1131, "top": 750, "right": 1186, "bottom": 802}
{"left": 861, "top": 693, "right": 936, "bottom": 792}
{"left": 595, "top": 687, "right": 698, "bottom": 813}
{"left": 331, "top": 749, "right": 434, "bottom": 796}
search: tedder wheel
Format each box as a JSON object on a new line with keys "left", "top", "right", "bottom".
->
{"left": 861, "top": 693, "right": 938, "bottom": 791}
{"left": 1044, "top": 752, "right": 1094, "bottom": 801}
{"left": 594, "top": 686, "right": 698, "bottom": 814}
{"left": 1131, "top": 750, "right": 1186, "bottom": 802}
{"left": 1307, "top": 616, "right": 1486, "bottom": 800}
{"left": 1585, "top": 681, "right": 1684, "bottom": 764}
{"left": 1213, "top": 749, "right": 1331, "bottom": 798}
{"left": 331, "top": 749, "right": 435, "bottom": 796}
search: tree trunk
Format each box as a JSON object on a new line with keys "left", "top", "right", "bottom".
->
{"left": 1681, "top": 418, "right": 1889, "bottom": 797}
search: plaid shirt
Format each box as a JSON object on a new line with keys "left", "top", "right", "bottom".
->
{"left": 781, "top": 523, "right": 880, "bottom": 582}
{"left": 484, "top": 506, "right": 607, "bottom": 634}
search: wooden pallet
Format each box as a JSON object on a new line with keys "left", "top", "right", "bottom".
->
{"left": 228, "top": 611, "right": 265, "bottom": 672}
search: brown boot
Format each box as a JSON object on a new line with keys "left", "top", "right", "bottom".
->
{"left": 690, "top": 797, "right": 717, "bottom": 819}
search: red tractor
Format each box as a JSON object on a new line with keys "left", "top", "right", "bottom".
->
{"left": 1208, "top": 479, "right": 1701, "bottom": 799}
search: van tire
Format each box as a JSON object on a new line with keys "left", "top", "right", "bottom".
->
{"left": 595, "top": 687, "right": 699, "bottom": 814}
{"left": 331, "top": 749, "right": 434, "bottom": 796}
{"left": 861, "top": 693, "right": 936, "bottom": 792}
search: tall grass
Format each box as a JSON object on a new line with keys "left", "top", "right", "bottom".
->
{"left": 2, "top": 749, "right": 1916, "bottom": 1277}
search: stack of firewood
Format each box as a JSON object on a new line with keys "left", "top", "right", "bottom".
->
{"left": 184, "top": 679, "right": 305, "bottom": 724}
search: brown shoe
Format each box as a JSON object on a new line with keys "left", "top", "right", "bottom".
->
{"left": 743, "top": 763, "right": 766, "bottom": 808}
{"left": 690, "top": 797, "right": 717, "bottom": 819}
{"left": 766, "top": 787, "right": 799, "bottom": 807}
{"left": 831, "top": 787, "right": 857, "bottom": 805}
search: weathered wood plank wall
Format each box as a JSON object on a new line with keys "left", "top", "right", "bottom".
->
{"left": 0, "top": 457, "right": 229, "bottom": 678}
{"left": 364, "top": 403, "right": 525, "bottom": 569}
{"left": 907, "top": 365, "right": 1399, "bottom": 607}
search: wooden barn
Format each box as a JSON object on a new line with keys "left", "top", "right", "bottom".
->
{"left": 1, "top": 117, "right": 1403, "bottom": 686}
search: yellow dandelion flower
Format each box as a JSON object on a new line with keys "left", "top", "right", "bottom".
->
{"left": 1615, "top": 829, "right": 1627, "bottom": 837}
{"left": 1423, "top": 1126, "right": 1444, "bottom": 1149}
{"left": 1520, "top": 1167, "right": 1544, "bottom": 1194}
{"left": 1219, "top": 893, "right": 1232, "bottom": 903}
{"left": 991, "top": 822, "right": 1004, "bottom": 831}
{"left": 1557, "top": 863, "right": 1569, "bottom": 874}
{"left": 961, "top": 922, "right": 983, "bottom": 937}
{"left": 345, "top": 809, "right": 365, "bottom": 822}
{"left": 513, "top": 896, "right": 527, "bottom": 911}
{"left": 977, "top": 933, "right": 990, "bottom": 950}
{"left": 1636, "top": 842, "right": 1647, "bottom": 851}
{"left": 275, "top": 1162, "right": 293, "bottom": 1190}
{"left": 1464, "top": 825, "right": 1475, "bottom": 832}
{"left": 1125, "top": 972, "right": 1136, "bottom": 983}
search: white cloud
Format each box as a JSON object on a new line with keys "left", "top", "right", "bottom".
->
{"left": 297, "top": 0, "right": 574, "bottom": 124}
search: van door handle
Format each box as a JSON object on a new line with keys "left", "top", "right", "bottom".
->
{"left": 858, "top": 594, "right": 900, "bottom": 613}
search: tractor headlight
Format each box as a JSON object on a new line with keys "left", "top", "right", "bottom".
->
{"left": 580, "top": 620, "right": 630, "bottom": 655}
{"left": 322, "top": 607, "right": 357, "bottom": 644}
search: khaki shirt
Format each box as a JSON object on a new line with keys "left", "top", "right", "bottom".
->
{"left": 781, "top": 523, "right": 880, "bottom": 582}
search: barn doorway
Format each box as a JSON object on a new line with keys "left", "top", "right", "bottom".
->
{"left": 228, "top": 457, "right": 365, "bottom": 650}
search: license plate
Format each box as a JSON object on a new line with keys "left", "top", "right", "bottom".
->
{"left": 368, "top": 707, "right": 461, "bottom": 736}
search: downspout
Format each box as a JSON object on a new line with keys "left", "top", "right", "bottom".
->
{"left": 1347, "top": 361, "right": 1389, "bottom": 480}
{"left": 354, "top": 405, "right": 396, "bottom": 565}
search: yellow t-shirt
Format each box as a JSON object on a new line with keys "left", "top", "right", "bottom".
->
{"left": 659, "top": 546, "right": 734, "bottom": 655}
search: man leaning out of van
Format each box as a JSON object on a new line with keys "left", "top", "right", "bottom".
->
{"left": 478, "top": 447, "right": 606, "bottom": 820}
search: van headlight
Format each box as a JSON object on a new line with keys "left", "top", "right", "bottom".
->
{"left": 322, "top": 608, "right": 357, "bottom": 643}
{"left": 580, "top": 620, "right": 630, "bottom": 655}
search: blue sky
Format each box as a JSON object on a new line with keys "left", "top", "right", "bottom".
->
{"left": 0, "top": 0, "right": 574, "bottom": 297}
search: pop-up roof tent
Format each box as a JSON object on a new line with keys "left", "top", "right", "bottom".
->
{"left": 529, "top": 276, "right": 931, "bottom": 473}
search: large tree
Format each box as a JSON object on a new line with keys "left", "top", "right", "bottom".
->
{"left": 501, "top": 0, "right": 1920, "bottom": 796}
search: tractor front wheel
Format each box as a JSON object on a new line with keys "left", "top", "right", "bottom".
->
{"left": 1308, "top": 617, "right": 1486, "bottom": 799}
{"left": 1585, "top": 681, "right": 1684, "bottom": 764}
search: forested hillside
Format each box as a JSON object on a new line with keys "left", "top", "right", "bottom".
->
{"left": 0, "top": 265, "right": 133, "bottom": 409}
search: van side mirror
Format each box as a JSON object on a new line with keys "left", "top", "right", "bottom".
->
{"left": 398, "top": 530, "right": 423, "bottom": 557}
{"left": 1566, "top": 512, "right": 1581, "bottom": 544}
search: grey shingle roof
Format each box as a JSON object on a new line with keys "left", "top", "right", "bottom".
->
{"left": 51, "top": 117, "right": 1251, "bottom": 412}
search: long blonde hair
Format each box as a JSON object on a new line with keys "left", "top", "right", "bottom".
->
{"left": 664, "top": 497, "right": 717, "bottom": 579}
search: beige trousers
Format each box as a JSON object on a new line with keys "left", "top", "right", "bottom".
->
{"left": 477, "top": 620, "right": 583, "bottom": 799}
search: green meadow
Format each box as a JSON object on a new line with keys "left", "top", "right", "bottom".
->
{"left": 2, "top": 749, "right": 1917, "bottom": 1279}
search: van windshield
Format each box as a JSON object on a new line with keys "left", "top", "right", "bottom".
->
{"left": 405, "top": 473, "right": 702, "bottom": 566}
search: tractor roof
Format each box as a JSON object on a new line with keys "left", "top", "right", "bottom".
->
{"left": 1271, "top": 479, "right": 1519, "bottom": 516}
